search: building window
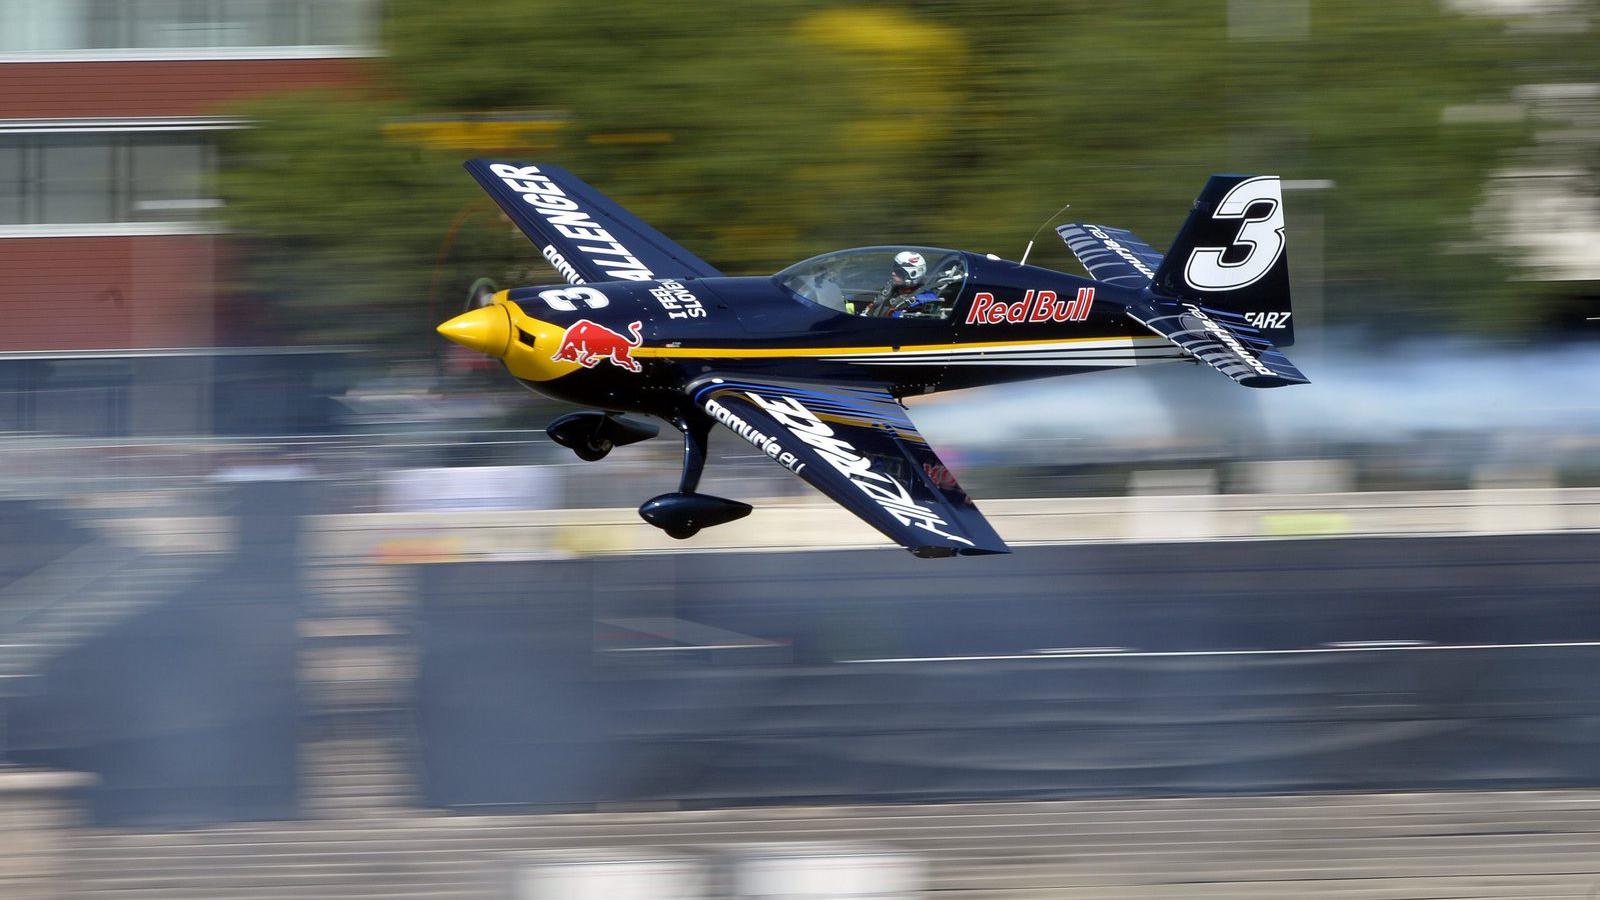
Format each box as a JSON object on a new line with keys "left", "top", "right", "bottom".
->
{"left": 0, "top": 144, "right": 22, "bottom": 223}
{"left": 41, "top": 139, "right": 117, "bottom": 224}
{"left": 0, "top": 0, "right": 378, "bottom": 54}
{"left": 0, "top": 132, "right": 218, "bottom": 226}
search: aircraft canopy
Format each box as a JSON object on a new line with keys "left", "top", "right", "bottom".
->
{"left": 776, "top": 246, "right": 967, "bottom": 319}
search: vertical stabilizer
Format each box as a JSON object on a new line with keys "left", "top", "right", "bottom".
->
{"left": 1151, "top": 175, "right": 1294, "bottom": 347}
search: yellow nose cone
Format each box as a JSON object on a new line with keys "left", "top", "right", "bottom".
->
{"left": 437, "top": 305, "right": 512, "bottom": 357}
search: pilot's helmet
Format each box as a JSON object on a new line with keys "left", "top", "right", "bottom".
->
{"left": 892, "top": 250, "right": 927, "bottom": 287}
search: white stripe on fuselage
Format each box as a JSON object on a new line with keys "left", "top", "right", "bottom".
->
{"left": 823, "top": 337, "right": 1170, "bottom": 361}
{"left": 824, "top": 338, "right": 1186, "bottom": 367}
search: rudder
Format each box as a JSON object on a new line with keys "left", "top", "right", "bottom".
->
{"left": 1151, "top": 174, "right": 1294, "bottom": 347}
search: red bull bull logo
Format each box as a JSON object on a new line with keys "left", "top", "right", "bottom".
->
{"left": 552, "top": 319, "right": 644, "bottom": 373}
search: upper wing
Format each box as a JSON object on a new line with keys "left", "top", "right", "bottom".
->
{"left": 1056, "top": 223, "right": 1163, "bottom": 288}
{"left": 691, "top": 379, "right": 1009, "bottom": 557}
{"left": 1126, "top": 297, "right": 1309, "bottom": 388}
{"left": 464, "top": 159, "right": 722, "bottom": 285}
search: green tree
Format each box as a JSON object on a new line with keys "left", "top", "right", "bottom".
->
{"left": 220, "top": 0, "right": 1567, "bottom": 348}
{"left": 933, "top": 0, "right": 1538, "bottom": 331}
{"left": 218, "top": 93, "right": 524, "bottom": 348}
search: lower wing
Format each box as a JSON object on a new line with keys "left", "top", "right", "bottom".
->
{"left": 690, "top": 378, "right": 1009, "bottom": 557}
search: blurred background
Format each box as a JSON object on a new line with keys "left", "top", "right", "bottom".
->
{"left": 1, "top": 0, "right": 1599, "bottom": 897}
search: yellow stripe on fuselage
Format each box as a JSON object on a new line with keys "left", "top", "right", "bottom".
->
{"left": 492, "top": 291, "right": 1166, "bottom": 376}
{"left": 631, "top": 334, "right": 1165, "bottom": 360}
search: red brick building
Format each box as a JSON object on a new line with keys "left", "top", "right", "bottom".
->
{"left": 0, "top": 3, "right": 375, "bottom": 433}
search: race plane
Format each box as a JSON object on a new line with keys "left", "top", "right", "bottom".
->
{"left": 437, "top": 161, "right": 1308, "bottom": 557}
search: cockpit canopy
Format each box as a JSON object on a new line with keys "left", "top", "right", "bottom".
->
{"left": 776, "top": 246, "right": 967, "bottom": 319}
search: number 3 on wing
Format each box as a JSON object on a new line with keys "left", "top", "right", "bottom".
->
{"left": 538, "top": 286, "right": 609, "bottom": 311}
{"left": 1183, "top": 176, "right": 1285, "bottom": 292}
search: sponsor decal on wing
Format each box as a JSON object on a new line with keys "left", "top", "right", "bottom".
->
{"left": 965, "top": 288, "right": 1094, "bottom": 325}
{"left": 489, "top": 162, "right": 656, "bottom": 282}
{"left": 745, "top": 392, "right": 973, "bottom": 547}
{"left": 703, "top": 398, "right": 805, "bottom": 474}
{"left": 1181, "top": 304, "right": 1274, "bottom": 378}
{"left": 551, "top": 319, "right": 644, "bottom": 372}
{"left": 541, "top": 244, "right": 585, "bottom": 285}
{"left": 1085, "top": 226, "right": 1157, "bottom": 280}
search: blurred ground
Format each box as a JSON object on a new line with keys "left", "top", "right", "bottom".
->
{"left": 61, "top": 792, "right": 1600, "bottom": 899}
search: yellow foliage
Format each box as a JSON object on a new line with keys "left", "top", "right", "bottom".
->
{"left": 795, "top": 7, "right": 964, "bottom": 61}
{"left": 382, "top": 117, "right": 565, "bottom": 152}
{"left": 793, "top": 7, "right": 966, "bottom": 148}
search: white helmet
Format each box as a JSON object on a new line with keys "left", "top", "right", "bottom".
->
{"left": 893, "top": 250, "right": 927, "bottom": 282}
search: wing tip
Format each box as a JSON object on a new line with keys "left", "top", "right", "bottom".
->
{"left": 962, "top": 544, "right": 1013, "bottom": 557}
{"left": 911, "top": 542, "right": 1012, "bottom": 559}
{"left": 1239, "top": 373, "right": 1311, "bottom": 388}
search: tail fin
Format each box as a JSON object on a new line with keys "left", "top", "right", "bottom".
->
{"left": 1151, "top": 175, "right": 1294, "bottom": 347}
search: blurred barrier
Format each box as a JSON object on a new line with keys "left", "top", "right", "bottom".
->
{"left": 0, "top": 769, "right": 92, "bottom": 900}
{"left": 7, "top": 475, "right": 1600, "bottom": 826}
{"left": 502, "top": 842, "right": 923, "bottom": 900}
{"left": 53, "top": 790, "right": 1600, "bottom": 899}
{"left": 295, "top": 488, "right": 1600, "bottom": 562}
{"left": 5, "top": 479, "right": 308, "bottom": 826}
{"left": 725, "top": 844, "right": 923, "bottom": 900}
{"left": 508, "top": 849, "right": 705, "bottom": 900}
{"left": 415, "top": 534, "right": 1600, "bottom": 808}
{"left": 385, "top": 465, "right": 562, "bottom": 512}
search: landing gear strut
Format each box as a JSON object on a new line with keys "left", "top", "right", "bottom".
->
{"left": 637, "top": 414, "right": 751, "bottom": 539}
{"left": 546, "top": 411, "right": 659, "bottom": 462}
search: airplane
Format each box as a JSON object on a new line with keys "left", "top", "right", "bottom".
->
{"left": 437, "top": 160, "right": 1309, "bottom": 558}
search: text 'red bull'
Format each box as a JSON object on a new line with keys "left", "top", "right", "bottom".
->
{"left": 965, "top": 288, "right": 1094, "bottom": 325}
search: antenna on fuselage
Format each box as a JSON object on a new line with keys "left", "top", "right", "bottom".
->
{"left": 1019, "top": 201, "right": 1072, "bottom": 267}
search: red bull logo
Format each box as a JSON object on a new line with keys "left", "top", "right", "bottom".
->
{"left": 965, "top": 288, "right": 1094, "bottom": 325}
{"left": 552, "top": 319, "right": 644, "bottom": 373}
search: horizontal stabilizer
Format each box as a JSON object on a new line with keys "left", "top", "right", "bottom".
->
{"left": 1127, "top": 298, "right": 1308, "bottom": 388}
{"left": 1056, "top": 223, "right": 1163, "bottom": 288}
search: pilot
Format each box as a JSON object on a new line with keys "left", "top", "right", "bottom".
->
{"left": 868, "top": 250, "right": 942, "bottom": 318}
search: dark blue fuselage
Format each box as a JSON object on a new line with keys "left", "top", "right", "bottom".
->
{"left": 495, "top": 251, "right": 1184, "bottom": 420}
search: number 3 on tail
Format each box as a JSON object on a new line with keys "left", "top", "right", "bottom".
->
{"left": 1184, "top": 176, "right": 1285, "bottom": 292}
